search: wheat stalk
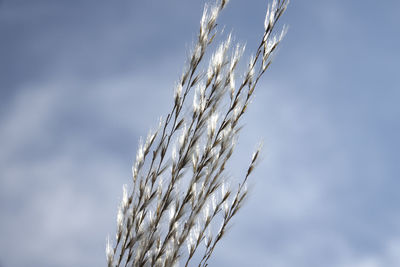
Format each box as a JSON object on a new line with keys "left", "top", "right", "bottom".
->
{"left": 107, "top": 0, "right": 288, "bottom": 266}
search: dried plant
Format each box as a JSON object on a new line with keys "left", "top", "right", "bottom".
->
{"left": 107, "top": 0, "right": 288, "bottom": 266}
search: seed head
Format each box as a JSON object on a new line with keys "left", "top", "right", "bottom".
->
{"left": 207, "top": 113, "right": 219, "bottom": 137}
{"left": 174, "top": 83, "right": 183, "bottom": 102}
{"left": 106, "top": 236, "right": 113, "bottom": 266}
{"left": 117, "top": 207, "right": 124, "bottom": 233}
{"left": 122, "top": 184, "right": 128, "bottom": 209}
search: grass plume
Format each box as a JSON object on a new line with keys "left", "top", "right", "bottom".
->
{"left": 107, "top": 0, "right": 288, "bottom": 266}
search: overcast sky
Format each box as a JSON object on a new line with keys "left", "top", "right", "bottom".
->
{"left": 1, "top": 0, "right": 399, "bottom": 266}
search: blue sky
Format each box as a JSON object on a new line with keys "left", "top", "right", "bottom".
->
{"left": 1, "top": 0, "right": 399, "bottom": 266}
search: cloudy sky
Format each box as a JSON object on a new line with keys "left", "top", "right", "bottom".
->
{"left": 1, "top": 0, "right": 399, "bottom": 266}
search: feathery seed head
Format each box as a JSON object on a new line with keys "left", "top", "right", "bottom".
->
{"left": 243, "top": 183, "right": 248, "bottom": 194}
{"left": 149, "top": 210, "right": 154, "bottom": 225}
{"left": 200, "top": 4, "right": 209, "bottom": 35}
{"left": 233, "top": 103, "right": 242, "bottom": 121}
{"left": 207, "top": 113, "right": 219, "bottom": 137}
{"left": 106, "top": 236, "right": 113, "bottom": 265}
{"left": 199, "top": 2, "right": 220, "bottom": 45}
{"left": 199, "top": 85, "right": 207, "bottom": 112}
{"left": 195, "top": 143, "right": 200, "bottom": 159}
{"left": 211, "top": 35, "right": 231, "bottom": 74}
{"left": 178, "top": 124, "right": 187, "bottom": 150}
{"left": 173, "top": 221, "right": 180, "bottom": 232}
{"left": 144, "top": 128, "right": 157, "bottom": 155}
{"left": 221, "top": 122, "right": 233, "bottom": 140}
{"left": 134, "top": 247, "right": 142, "bottom": 263}
{"left": 211, "top": 194, "right": 217, "bottom": 212}
{"left": 280, "top": 24, "right": 289, "bottom": 41}
{"left": 187, "top": 222, "right": 200, "bottom": 252}
{"left": 172, "top": 145, "right": 178, "bottom": 163}
{"left": 169, "top": 203, "right": 175, "bottom": 222}
{"left": 191, "top": 182, "right": 197, "bottom": 198}
{"left": 264, "top": 0, "right": 277, "bottom": 31}
{"left": 117, "top": 206, "right": 124, "bottom": 233}
{"left": 200, "top": 181, "right": 206, "bottom": 197}
{"left": 230, "top": 44, "right": 245, "bottom": 71}
{"left": 144, "top": 183, "right": 151, "bottom": 199}
{"left": 221, "top": 181, "right": 227, "bottom": 197}
{"left": 204, "top": 228, "right": 212, "bottom": 247}
{"left": 194, "top": 44, "right": 202, "bottom": 64}
{"left": 187, "top": 239, "right": 193, "bottom": 254}
{"left": 224, "top": 34, "right": 232, "bottom": 53}
{"left": 132, "top": 165, "right": 138, "bottom": 182}
{"left": 229, "top": 72, "right": 235, "bottom": 99}
{"left": 122, "top": 184, "right": 128, "bottom": 209}
{"left": 194, "top": 222, "right": 201, "bottom": 240}
{"left": 136, "top": 138, "right": 144, "bottom": 166}
{"left": 209, "top": 5, "right": 219, "bottom": 28}
{"left": 212, "top": 45, "right": 224, "bottom": 73}
{"left": 247, "top": 55, "right": 256, "bottom": 84}
{"left": 252, "top": 149, "right": 260, "bottom": 162}
{"left": 138, "top": 210, "right": 144, "bottom": 222}
{"left": 192, "top": 153, "right": 198, "bottom": 172}
{"left": 203, "top": 201, "right": 210, "bottom": 221}
{"left": 193, "top": 88, "right": 199, "bottom": 115}
{"left": 206, "top": 64, "right": 214, "bottom": 86}
{"left": 174, "top": 83, "right": 183, "bottom": 101}
{"left": 157, "top": 179, "right": 163, "bottom": 198}
{"left": 264, "top": 6, "right": 270, "bottom": 31}
{"left": 222, "top": 200, "right": 229, "bottom": 215}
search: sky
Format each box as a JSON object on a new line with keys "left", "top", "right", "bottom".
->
{"left": 0, "top": 0, "right": 399, "bottom": 266}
